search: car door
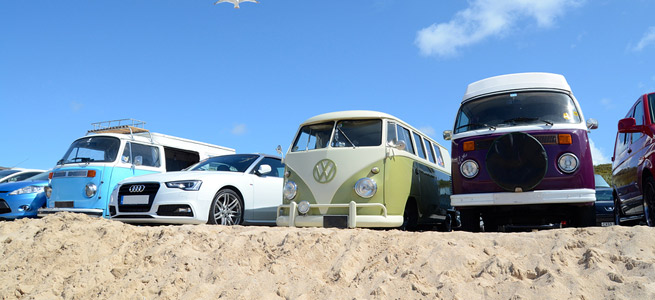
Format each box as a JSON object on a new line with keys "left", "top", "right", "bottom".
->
{"left": 250, "top": 157, "right": 284, "bottom": 222}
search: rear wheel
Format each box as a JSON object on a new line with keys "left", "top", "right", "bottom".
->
{"left": 400, "top": 200, "right": 418, "bottom": 231}
{"left": 459, "top": 209, "right": 481, "bottom": 232}
{"left": 643, "top": 177, "right": 655, "bottom": 227}
{"left": 207, "top": 189, "right": 243, "bottom": 225}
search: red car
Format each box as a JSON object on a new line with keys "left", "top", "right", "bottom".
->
{"left": 612, "top": 92, "right": 655, "bottom": 226}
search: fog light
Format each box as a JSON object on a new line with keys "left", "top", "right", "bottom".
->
{"left": 45, "top": 186, "right": 52, "bottom": 199}
{"left": 283, "top": 181, "right": 297, "bottom": 200}
{"left": 85, "top": 183, "right": 97, "bottom": 198}
{"left": 354, "top": 178, "right": 377, "bottom": 198}
{"left": 558, "top": 153, "right": 579, "bottom": 173}
{"left": 460, "top": 160, "right": 479, "bottom": 178}
{"left": 297, "top": 200, "right": 310, "bottom": 214}
{"left": 18, "top": 205, "right": 30, "bottom": 212}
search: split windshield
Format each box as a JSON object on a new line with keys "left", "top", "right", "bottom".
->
{"left": 454, "top": 91, "right": 581, "bottom": 134}
{"left": 59, "top": 136, "right": 121, "bottom": 164}
{"left": 291, "top": 119, "right": 382, "bottom": 152}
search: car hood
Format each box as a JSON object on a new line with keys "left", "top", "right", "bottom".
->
{"left": 119, "top": 171, "right": 245, "bottom": 184}
{"left": 0, "top": 180, "right": 49, "bottom": 191}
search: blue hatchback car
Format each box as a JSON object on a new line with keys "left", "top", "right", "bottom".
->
{"left": 0, "top": 171, "right": 49, "bottom": 220}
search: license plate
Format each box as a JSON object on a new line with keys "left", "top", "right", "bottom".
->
{"left": 121, "top": 195, "right": 149, "bottom": 205}
{"left": 601, "top": 222, "right": 614, "bottom": 227}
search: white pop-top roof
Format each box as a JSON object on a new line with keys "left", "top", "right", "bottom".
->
{"left": 302, "top": 110, "right": 398, "bottom": 125}
{"left": 463, "top": 72, "right": 572, "bottom": 103}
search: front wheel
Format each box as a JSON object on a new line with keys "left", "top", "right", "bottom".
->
{"left": 208, "top": 189, "right": 244, "bottom": 225}
{"left": 614, "top": 194, "right": 622, "bottom": 226}
{"left": 643, "top": 177, "right": 655, "bottom": 227}
{"left": 459, "top": 209, "right": 481, "bottom": 232}
{"left": 438, "top": 214, "right": 452, "bottom": 232}
{"left": 400, "top": 200, "right": 418, "bottom": 231}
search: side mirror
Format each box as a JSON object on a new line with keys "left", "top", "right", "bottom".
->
{"left": 586, "top": 118, "right": 598, "bottom": 130}
{"left": 276, "top": 145, "right": 283, "bottom": 155}
{"left": 443, "top": 130, "right": 452, "bottom": 141}
{"left": 387, "top": 139, "right": 406, "bottom": 151}
{"left": 257, "top": 164, "right": 272, "bottom": 176}
{"left": 617, "top": 118, "right": 642, "bottom": 133}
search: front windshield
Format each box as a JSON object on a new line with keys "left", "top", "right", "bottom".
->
{"left": 291, "top": 122, "right": 334, "bottom": 152}
{"left": 595, "top": 174, "right": 610, "bottom": 188}
{"left": 331, "top": 119, "right": 382, "bottom": 147}
{"left": 0, "top": 170, "right": 19, "bottom": 177}
{"left": 59, "top": 136, "right": 121, "bottom": 164}
{"left": 26, "top": 172, "right": 50, "bottom": 181}
{"left": 188, "top": 154, "right": 259, "bottom": 172}
{"left": 454, "top": 91, "right": 581, "bottom": 134}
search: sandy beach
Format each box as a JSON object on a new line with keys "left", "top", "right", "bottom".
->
{"left": 1, "top": 213, "right": 654, "bottom": 299}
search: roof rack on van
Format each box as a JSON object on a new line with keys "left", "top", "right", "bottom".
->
{"left": 87, "top": 119, "right": 153, "bottom": 142}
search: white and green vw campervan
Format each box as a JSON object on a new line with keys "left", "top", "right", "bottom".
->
{"left": 276, "top": 111, "right": 455, "bottom": 230}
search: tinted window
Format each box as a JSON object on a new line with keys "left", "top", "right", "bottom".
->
{"left": 291, "top": 122, "right": 333, "bottom": 152}
{"left": 0, "top": 172, "right": 40, "bottom": 183}
{"left": 632, "top": 100, "right": 644, "bottom": 143}
{"left": 61, "top": 136, "right": 120, "bottom": 164}
{"left": 254, "top": 157, "right": 284, "bottom": 178}
{"left": 433, "top": 143, "right": 445, "bottom": 167}
{"left": 650, "top": 94, "right": 655, "bottom": 123}
{"left": 0, "top": 170, "right": 19, "bottom": 177}
{"left": 332, "top": 119, "right": 382, "bottom": 147}
{"left": 397, "top": 125, "right": 415, "bottom": 154}
{"left": 189, "top": 154, "right": 259, "bottom": 173}
{"left": 122, "top": 143, "right": 161, "bottom": 167}
{"left": 455, "top": 92, "right": 581, "bottom": 133}
{"left": 424, "top": 139, "right": 436, "bottom": 164}
{"left": 26, "top": 172, "right": 50, "bottom": 181}
{"left": 413, "top": 133, "right": 427, "bottom": 159}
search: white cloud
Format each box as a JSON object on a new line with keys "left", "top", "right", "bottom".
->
{"left": 415, "top": 0, "right": 583, "bottom": 57}
{"left": 589, "top": 138, "right": 610, "bottom": 165}
{"left": 632, "top": 26, "right": 655, "bottom": 52}
{"left": 69, "top": 101, "right": 83, "bottom": 112}
{"left": 600, "top": 98, "right": 614, "bottom": 110}
{"left": 231, "top": 124, "right": 247, "bottom": 136}
{"left": 418, "top": 126, "right": 436, "bottom": 138}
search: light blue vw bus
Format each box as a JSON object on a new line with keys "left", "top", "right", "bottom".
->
{"left": 39, "top": 119, "right": 234, "bottom": 218}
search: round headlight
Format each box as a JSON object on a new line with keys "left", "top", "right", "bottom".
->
{"left": 558, "top": 153, "right": 579, "bottom": 173}
{"left": 460, "top": 160, "right": 479, "bottom": 178}
{"left": 283, "top": 181, "right": 297, "bottom": 200}
{"left": 85, "top": 183, "right": 97, "bottom": 198}
{"left": 45, "top": 186, "right": 52, "bottom": 199}
{"left": 297, "top": 200, "right": 310, "bottom": 214}
{"left": 354, "top": 177, "right": 377, "bottom": 198}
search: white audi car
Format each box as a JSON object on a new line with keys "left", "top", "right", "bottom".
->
{"left": 109, "top": 154, "right": 283, "bottom": 225}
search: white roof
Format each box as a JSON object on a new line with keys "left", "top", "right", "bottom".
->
{"left": 463, "top": 72, "right": 572, "bottom": 103}
{"left": 302, "top": 110, "right": 398, "bottom": 124}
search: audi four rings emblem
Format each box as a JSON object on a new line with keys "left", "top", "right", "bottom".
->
{"left": 129, "top": 185, "right": 145, "bottom": 193}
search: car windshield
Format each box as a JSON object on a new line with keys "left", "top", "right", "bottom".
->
{"left": 331, "top": 119, "right": 382, "bottom": 148}
{"left": 188, "top": 154, "right": 259, "bottom": 172}
{"left": 59, "top": 136, "right": 121, "bottom": 164}
{"left": 0, "top": 170, "right": 19, "bottom": 177}
{"left": 26, "top": 172, "right": 50, "bottom": 181}
{"left": 291, "top": 122, "right": 334, "bottom": 152}
{"left": 454, "top": 91, "right": 581, "bottom": 134}
{"left": 595, "top": 174, "right": 610, "bottom": 188}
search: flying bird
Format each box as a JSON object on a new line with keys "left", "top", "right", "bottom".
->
{"left": 214, "top": 0, "right": 259, "bottom": 9}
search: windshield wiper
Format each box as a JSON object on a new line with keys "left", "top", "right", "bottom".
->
{"left": 455, "top": 123, "right": 496, "bottom": 131}
{"left": 56, "top": 159, "right": 65, "bottom": 165}
{"left": 501, "top": 117, "right": 553, "bottom": 126}
{"left": 336, "top": 127, "right": 356, "bottom": 147}
{"left": 68, "top": 157, "right": 92, "bottom": 163}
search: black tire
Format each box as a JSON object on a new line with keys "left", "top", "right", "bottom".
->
{"left": 400, "top": 200, "right": 418, "bottom": 231}
{"left": 614, "top": 193, "right": 622, "bottom": 226}
{"left": 573, "top": 204, "right": 595, "bottom": 227}
{"left": 207, "top": 189, "right": 244, "bottom": 225}
{"left": 643, "top": 177, "right": 655, "bottom": 227}
{"left": 438, "top": 214, "right": 452, "bottom": 232}
{"left": 482, "top": 215, "right": 499, "bottom": 232}
{"left": 459, "top": 209, "right": 481, "bottom": 232}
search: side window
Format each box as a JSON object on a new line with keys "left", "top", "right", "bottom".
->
{"left": 122, "top": 143, "right": 161, "bottom": 167}
{"left": 397, "top": 125, "right": 415, "bottom": 154}
{"left": 424, "top": 139, "right": 436, "bottom": 164}
{"left": 632, "top": 100, "right": 644, "bottom": 143}
{"left": 413, "top": 132, "right": 427, "bottom": 159}
{"left": 649, "top": 94, "right": 655, "bottom": 123}
{"left": 432, "top": 143, "right": 445, "bottom": 167}
{"left": 255, "top": 157, "right": 284, "bottom": 178}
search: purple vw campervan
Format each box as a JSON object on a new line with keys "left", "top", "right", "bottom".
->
{"left": 444, "top": 73, "right": 598, "bottom": 231}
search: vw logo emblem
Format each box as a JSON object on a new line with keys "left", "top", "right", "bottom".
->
{"left": 129, "top": 185, "right": 145, "bottom": 193}
{"left": 313, "top": 159, "right": 337, "bottom": 183}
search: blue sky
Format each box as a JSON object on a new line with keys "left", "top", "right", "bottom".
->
{"left": 1, "top": 0, "right": 654, "bottom": 170}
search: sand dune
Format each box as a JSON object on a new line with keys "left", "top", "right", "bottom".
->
{"left": 1, "top": 213, "right": 654, "bottom": 299}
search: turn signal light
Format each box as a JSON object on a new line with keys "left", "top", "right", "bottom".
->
{"left": 87, "top": 170, "right": 96, "bottom": 177}
{"left": 463, "top": 141, "right": 475, "bottom": 151}
{"left": 558, "top": 134, "right": 572, "bottom": 145}
{"left": 48, "top": 172, "right": 53, "bottom": 179}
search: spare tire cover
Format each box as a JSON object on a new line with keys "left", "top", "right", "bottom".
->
{"left": 485, "top": 132, "right": 547, "bottom": 192}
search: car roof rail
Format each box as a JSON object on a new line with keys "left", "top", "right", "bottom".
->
{"left": 87, "top": 119, "right": 154, "bottom": 142}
